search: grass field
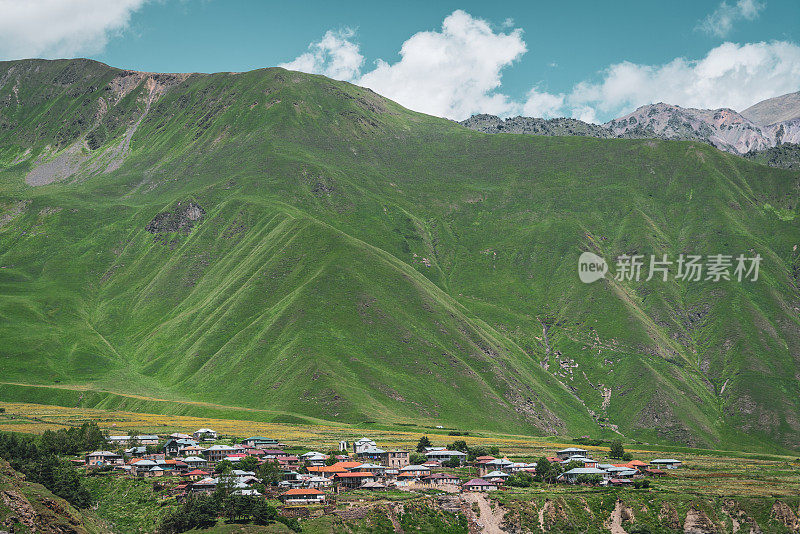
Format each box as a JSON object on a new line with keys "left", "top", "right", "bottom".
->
{"left": 2, "top": 59, "right": 800, "bottom": 454}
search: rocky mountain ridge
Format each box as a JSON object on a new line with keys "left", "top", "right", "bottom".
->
{"left": 462, "top": 92, "right": 800, "bottom": 159}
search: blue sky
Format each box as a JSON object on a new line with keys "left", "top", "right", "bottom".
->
{"left": 1, "top": 0, "right": 799, "bottom": 121}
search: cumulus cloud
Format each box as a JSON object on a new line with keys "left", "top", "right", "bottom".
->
{"left": 279, "top": 28, "right": 364, "bottom": 81}
{"left": 0, "top": 0, "right": 147, "bottom": 60}
{"left": 698, "top": 0, "right": 766, "bottom": 37}
{"left": 521, "top": 88, "right": 563, "bottom": 118}
{"left": 282, "top": 11, "right": 799, "bottom": 123}
{"left": 358, "top": 10, "right": 526, "bottom": 118}
{"left": 566, "top": 41, "right": 800, "bottom": 120}
{"left": 282, "top": 10, "right": 526, "bottom": 119}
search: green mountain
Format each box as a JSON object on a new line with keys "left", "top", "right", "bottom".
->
{"left": 1, "top": 59, "right": 800, "bottom": 452}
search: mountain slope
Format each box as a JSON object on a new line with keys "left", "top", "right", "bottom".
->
{"left": 2, "top": 59, "right": 800, "bottom": 451}
{"left": 742, "top": 91, "right": 800, "bottom": 126}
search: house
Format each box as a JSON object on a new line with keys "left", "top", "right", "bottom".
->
{"left": 626, "top": 460, "right": 648, "bottom": 470}
{"left": 204, "top": 444, "right": 244, "bottom": 462}
{"left": 560, "top": 467, "right": 606, "bottom": 484}
{"left": 482, "top": 470, "right": 511, "bottom": 484}
{"left": 242, "top": 437, "right": 279, "bottom": 449}
{"left": 301, "top": 451, "right": 328, "bottom": 467}
{"left": 400, "top": 465, "right": 431, "bottom": 477}
{"left": 333, "top": 471, "right": 375, "bottom": 489}
{"left": 650, "top": 459, "right": 682, "bottom": 469}
{"left": 277, "top": 455, "right": 300, "bottom": 469}
{"left": 169, "top": 432, "right": 192, "bottom": 440}
{"left": 356, "top": 463, "right": 387, "bottom": 476}
{"left": 360, "top": 481, "right": 387, "bottom": 490}
{"left": 148, "top": 466, "right": 164, "bottom": 477}
{"left": 605, "top": 466, "right": 637, "bottom": 479}
{"left": 421, "top": 460, "right": 442, "bottom": 469}
{"left": 130, "top": 459, "right": 158, "bottom": 476}
{"left": 124, "top": 446, "right": 148, "bottom": 457}
{"left": 164, "top": 459, "right": 187, "bottom": 473}
{"left": 463, "top": 478, "right": 497, "bottom": 492}
{"left": 308, "top": 465, "right": 347, "bottom": 478}
{"left": 475, "top": 455, "right": 496, "bottom": 464}
{"left": 134, "top": 435, "right": 160, "bottom": 446}
{"left": 556, "top": 447, "right": 588, "bottom": 460}
{"left": 386, "top": 450, "right": 410, "bottom": 469}
{"left": 561, "top": 456, "right": 599, "bottom": 469}
{"left": 193, "top": 428, "right": 218, "bottom": 441}
{"left": 395, "top": 473, "right": 421, "bottom": 486}
{"left": 183, "top": 456, "right": 208, "bottom": 469}
{"left": 107, "top": 435, "right": 131, "bottom": 446}
{"left": 425, "top": 449, "right": 467, "bottom": 465}
{"left": 185, "top": 469, "right": 210, "bottom": 481}
{"left": 305, "top": 476, "right": 332, "bottom": 489}
{"left": 509, "top": 462, "right": 536, "bottom": 473}
{"left": 479, "top": 458, "right": 512, "bottom": 475}
{"left": 179, "top": 445, "right": 206, "bottom": 457}
{"left": 280, "top": 488, "right": 326, "bottom": 504}
{"left": 164, "top": 438, "right": 197, "bottom": 456}
{"left": 422, "top": 473, "right": 460, "bottom": 486}
{"left": 352, "top": 438, "right": 377, "bottom": 454}
{"left": 261, "top": 449, "right": 286, "bottom": 460}
{"left": 86, "top": 451, "right": 123, "bottom": 466}
{"left": 191, "top": 477, "right": 218, "bottom": 494}
{"left": 339, "top": 440, "right": 348, "bottom": 452}
{"left": 355, "top": 447, "right": 386, "bottom": 462}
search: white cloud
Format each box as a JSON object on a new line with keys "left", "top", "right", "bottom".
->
{"left": 566, "top": 41, "right": 800, "bottom": 120}
{"left": 282, "top": 10, "right": 526, "bottom": 119}
{"left": 282, "top": 11, "right": 799, "bottom": 124}
{"left": 521, "top": 88, "right": 563, "bottom": 118}
{"left": 698, "top": 0, "right": 766, "bottom": 37}
{"left": 0, "top": 0, "right": 147, "bottom": 60}
{"left": 279, "top": 28, "right": 364, "bottom": 81}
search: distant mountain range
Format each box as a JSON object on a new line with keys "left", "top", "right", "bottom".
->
{"left": 462, "top": 91, "right": 800, "bottom": 163}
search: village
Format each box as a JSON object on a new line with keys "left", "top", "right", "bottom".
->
{"left": 81, "top": 427, "right": 682, "bottom": 507}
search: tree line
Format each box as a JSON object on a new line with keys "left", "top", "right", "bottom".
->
{"left": 0, "top": 425, "right": 104, "bottom": 508}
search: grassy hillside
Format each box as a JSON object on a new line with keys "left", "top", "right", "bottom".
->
{"left": 1, "top": 59, "right": 799, "bottom": 451}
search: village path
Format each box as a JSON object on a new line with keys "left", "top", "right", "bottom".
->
{"left": 462, "top": 492, "right": 506, "bottom": 534}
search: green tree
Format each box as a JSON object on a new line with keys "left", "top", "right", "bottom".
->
{"left": 536, "top": 457, "right": 562, "bottom": 484}
{"left": 489, "top": 446, "right": 500, "bottom": 456}
{"left": 447, "top": 440, "right": 468, "bottom": 452}
{"left": 443, "top": 457, "right": 462, "bottom": 468}
{"left": 257, "top": 459, "right": 281, "bottom": 486}
{"left": 609, "top": 439, "right": 625, "bottom": 459}
{"left": 467, "top": 446, "right": 488, "bottom": 462}
{"left": 505, "top": 471, "right": 534, "bottom": 487}
{"left": 409, "top": 452, "right": 427, "bottom": 465}
{"left": 252, "top": 500, "right": 279, "bottom": 525}
{"left": 238, "top": 455, "right": 259, "bottom": 472}
{"left": 324, "top": 450, "right": 339, "bottom": 466}
{"left": 416, "top": 436, "right": 432, "bottom": 452}
{"left": 215, "top": 459, "right": 234, "bottom": 474}
{"left": 576, "top": 474, "right": 602, "bottom": 485}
